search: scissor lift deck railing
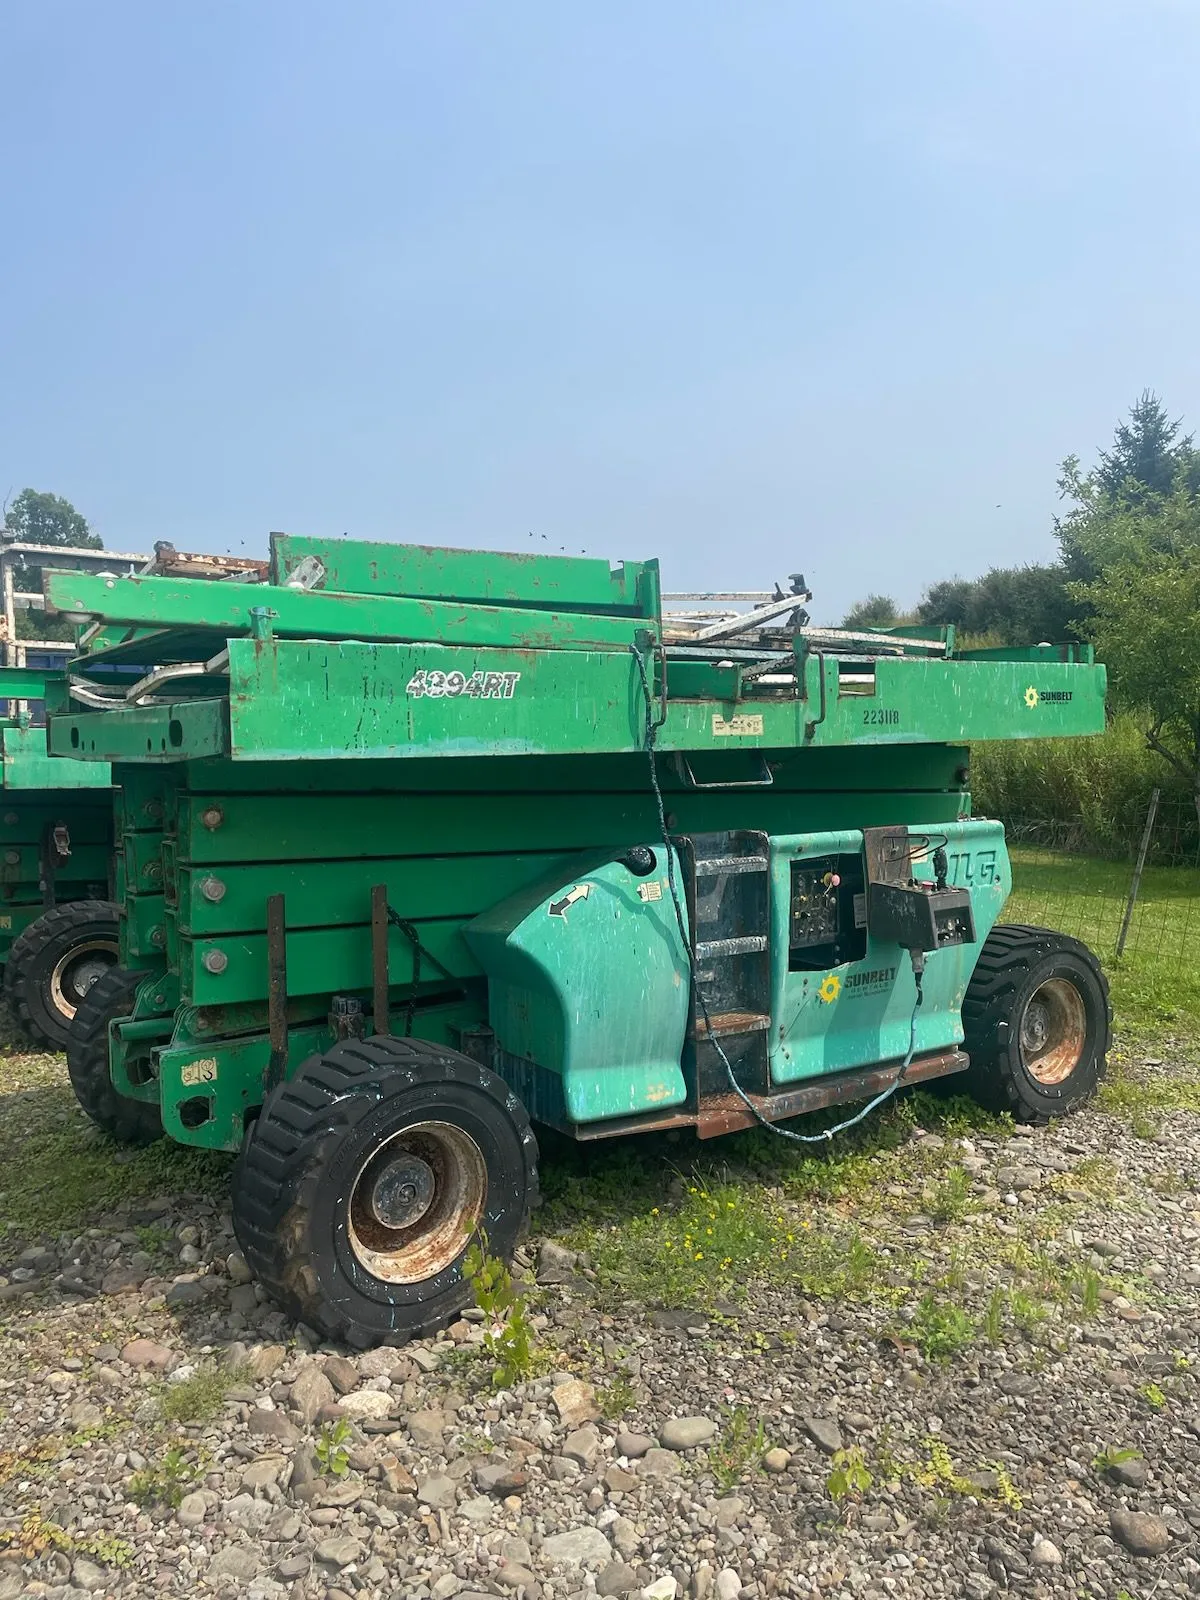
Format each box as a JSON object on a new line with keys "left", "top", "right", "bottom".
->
{"left": 43, "top": 537, "right": 1105, "bottom": 765}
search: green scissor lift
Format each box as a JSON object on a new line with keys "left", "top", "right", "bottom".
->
{"left": 0, "top": 667, "right": 118, "bottom": 1046}
{"left": 41, "top": 535, "right": 1110, "bottom": 1347}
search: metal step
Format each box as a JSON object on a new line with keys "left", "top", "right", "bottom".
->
{"left": 693, "top": 855, "right": 769, "bottom": 875}
{"left": 694, "top": 934, "right": 768, "bottom": 958}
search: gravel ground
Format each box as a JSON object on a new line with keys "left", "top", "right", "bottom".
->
{"left": 1, "top": 1034, "right": 1199, "bottom": 1600}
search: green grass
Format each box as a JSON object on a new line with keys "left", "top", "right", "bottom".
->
{"left": 0, "top": 1051, "right": 228, "bottom": 1243}
{"left": 1005, "top": 847, "right": 1200, "bottom": 1034}
{"left": 159, "top": 1363, "right": 242, "bottom": 1424}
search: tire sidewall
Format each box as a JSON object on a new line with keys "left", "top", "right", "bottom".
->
{"left": 1001, "top": 948, "right": 1107, "bottom": 1118}
{"left": 288, "top": 1066, "right": 533, "bottom": 1338}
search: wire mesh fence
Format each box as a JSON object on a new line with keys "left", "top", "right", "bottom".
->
{"left": 998, "top": 795, "right": 1200, "bottom": 989}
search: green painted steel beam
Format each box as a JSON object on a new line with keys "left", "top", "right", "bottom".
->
{"left": 220, "top": 638, "right": 1105, "bottom": 763}
{"left": 174, "top": 785, "right": 968, "bottom": 867}
{"left": 1, "top": 726, "right": 112, "bottom": 789}
{"left": 270, "top": 534, "right": 659, "bottom": 616}
{"left": 44, "top": 569, "right": 656, "bottom": 654}
{"left": 177, "top": 851, "right": 576, "bottom": 936}
{"left": 51, "top": 699, "right": 228, "bottom": 763}
{"left": 185, "top": 916, "right": 476, "bottom": 1005}
{"left": 0, "top": 667, "right": 58, "bottom": 700}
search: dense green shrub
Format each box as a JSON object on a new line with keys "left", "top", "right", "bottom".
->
{"left": 970, "top": 714, "right": 1196, "bottom": 860}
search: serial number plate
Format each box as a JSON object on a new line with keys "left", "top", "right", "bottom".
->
{"left": 862, "top": 708, "right": 900, "bottom": 726}
{"left": 406, "top": 670, "right": 521, "bottom": 700}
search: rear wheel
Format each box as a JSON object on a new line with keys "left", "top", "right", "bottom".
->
{"left": 231, "top": 1035, "right": 538, "bottom": 1347}
{"left": 66, "top": 966, "right": 163, "bottom": 1144}
{"left": 4, "top": 900, "right": 120, "bottom": 1050}
{"left": 962, "top": 925, "right": 1111, "bottom": 1123}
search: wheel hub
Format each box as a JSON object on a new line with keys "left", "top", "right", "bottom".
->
{"left": 1019, "top": 977, "right": 1087, "bottom": 1086}
{"left": 49, "top": 939, "right": 119, "bottom": 1021}
{"left": 1020, "top": 1001, "right": 1050, "bottom": 1055}
{"left": 369, "top": 1155, "right": 436, "bottom": 1229}
{"left": 346, "top": 1121, "right": 488, "bottom": 1286}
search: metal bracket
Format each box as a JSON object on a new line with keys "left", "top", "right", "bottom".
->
{"left": 673, "top": 753, "right": 774, "bottom": 789}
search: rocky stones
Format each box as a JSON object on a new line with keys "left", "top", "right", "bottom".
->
{"left": 802, "top": 1414, "right": 843, "bottom": 1455}
{"left": 322, "top": 1353, "right": 360, "bottom": 1394}
{"left": 541, "top": 1526, "right": 614, "bottom": 1567}
{"left": 176, "top": 1491, "right": 208, "bottom": 1528}
{"left": 640, "top": 1447, "right": 682, "bottom": 1478}
{"left": 551, "top": 1376, "right": 600, "bottom": 1427}
{"left": 417, "top": 1473, "right": 457, "bottom": 1509}
{"left": 617, "top": 1429, "right": 655, "bottom": 1458}
{"left": 474, "top": 1457, "right": 528, "bottom": 1495}
{"left": 598, "top": 1561, "right": 640, "bottom": 1597}
{"left": 715, "top": 1571, "right": 742, "bottom": 1600}
{"left": 537, "top": 1239, "right": 580, "bottom": 1283}
{"left": 605, "top": 1464, "right": 639, "bottom": 1492}
{"left": 1109, "top": 1507, "right": 1172, "bottom": 1557}
{"left": 406, "top": 1406, "right": 447, "bottom": 1450}
{"left": 120, "top": 1337, "right": 172, "bottom": 1369}
{"left": 659, "top": 1415, "right": 716, "bottom": 1450}
{"left": 763, "top": 1447, "right": 791, "bottom": 1472}
{"left": 1031, "top": 1535, "right": 1062, "bottom": 1566}
{"left": 1106, "top": 1453, "right": 1149, "bottom": 1487}
{"left": 208, "top": 1546, "right": 260, "bottom": 1581}
{"left": 69, "top": 1557, "right": 107, "bottom": 1591}
{"left": 246, "top": 1343, "right": 286, "bottom": 1381}
{"left": 339, "top": 1387, "right": 394, "bottom": 1420}
{"left": 248, "top": 1408, "right": 300, "bottom": 1444}
{"left": 641, "top": 1578, "right": 678, "bottom": 1600}
{"left": 563, "top": 1421, "right": 602, "bottom": 1467}
{"left": 289, "top": 1360, "right": 335, "bottom": 1423}
{"left": 315, "top": 1535, "right": 363, "bottom": 1567}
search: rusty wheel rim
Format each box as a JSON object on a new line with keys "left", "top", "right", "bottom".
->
{"left": 346, "top": 1120, "right": 487, "bottom": 1285}
{"left": 49, "top": 938, "right": 119, "bottom": 1022}
{"left": 1019, "top": 977, "right": 1087, "bottom": 1086}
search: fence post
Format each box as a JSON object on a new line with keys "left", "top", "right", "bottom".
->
{"left": 1116, "top": 788, "right": 1160, "bottom": 958}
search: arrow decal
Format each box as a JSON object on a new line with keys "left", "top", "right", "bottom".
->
{"left": 547, "top": 883, "right": 592, "bottom": 920}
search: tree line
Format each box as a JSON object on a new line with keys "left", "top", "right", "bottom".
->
{"left": 843, "top": 392, "right": 1200, "bottom": 820}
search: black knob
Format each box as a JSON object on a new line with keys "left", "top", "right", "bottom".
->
{"left": 620, "top": 847, "right": 657, "bottom": 877}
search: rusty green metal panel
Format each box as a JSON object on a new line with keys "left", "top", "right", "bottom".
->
{"left": 215, "top": 640, "right": 1105, "bottom": 762}
{"left": 177, "top": 852, "right": 576, "bottom": 935}
{"left": 53, "top": 698, "right": 229, "bottom": 763}
{"left": 46, "top": 569, "right": 653, "bottom": 654}
{"left": 0, "top": 725, "right": 111, "bottom": 789}
{"left": 270, "top": 534, "right": 658, "bottom": 616}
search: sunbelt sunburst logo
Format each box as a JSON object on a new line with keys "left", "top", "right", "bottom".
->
{"left": 1024, "top": 685, "right": 1039, "bottom": 708}
{"left": 817, "top": 974, "right": 841, "bottom": 1004}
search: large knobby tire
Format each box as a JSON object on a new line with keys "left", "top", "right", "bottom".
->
{"left": 4, "top": 900, "right": 121, "bottom": 1050}
{"left": 962, "top": 924, "right": 1111, "bottom": 1123}
{"left": 231, "top": 1035, "right": 539, "bottom": 1348}
{"left": 66, "top": 966, "right": 163, "bottom": 1145}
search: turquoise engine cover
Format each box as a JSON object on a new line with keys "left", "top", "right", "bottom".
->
{"left": 465, "top": 847, "right": 690, "bottom": 1126}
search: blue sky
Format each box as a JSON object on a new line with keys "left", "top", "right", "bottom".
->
{"left": 2, "top": 2, "right": 1198, "bottom": 622}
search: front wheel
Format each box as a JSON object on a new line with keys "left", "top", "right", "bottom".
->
{"left": 961, "top": 925, "right": 1111, "bottom": 1123}
{"left": 4, "top": 900, "right": 121, "bottom": 1050}
{"left": 231, "top": 1035, "right": 538, "bottom": 1348}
